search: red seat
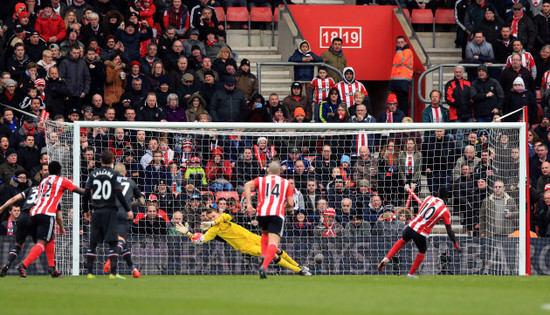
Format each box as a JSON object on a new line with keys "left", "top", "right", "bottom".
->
{"left": 240, "top": 191, "right": 257, "bottom": 201}
{"left": 403, "top": 9, "right": 410, "bottom": 21}
{"left": 216, "top": 191, "right": 240, "bottom": 201}
{"left": 250, "top": 7, "right": 273, "bottom": 23}
{"left": 226, "top": 7, "right": 249, "bottom": 23}
{"left": 214, "top": 6, "right": 226, "bottom": 23}
{"left": 435, "top": 9, "right": 455, "bottom": 24}
{"left": 274, "top": 7, "right": 279, "bottom": 22}
{"left": 411, "top": 9, "right": 434, "bottom": 24}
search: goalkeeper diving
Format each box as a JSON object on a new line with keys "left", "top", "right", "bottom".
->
{"left": 176, "top": 208, "right": 312, "bottom": 276}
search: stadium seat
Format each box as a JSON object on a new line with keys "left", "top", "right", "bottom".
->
{"left": 411, "top": 9, "right": 435, "bottom": 47}
{"left": 402, "top": 9, "right": 410, "bottom": 21}
{"left": 240, "top": 191, "right": 257, "bottom": 201}
{"left": 214, "top": 6, "right": 226, "bottom": 24}
{"left": 216, "top": 191, "right": 240, "bottom": 201}
{"left": 250, "top": 7, "right": 275, "bottom": 46}
{"left": 226, "top": 7, "right": 251, "bottom": 45}
{"left": 434, "top": 9, "right": 455, "bottom": 24}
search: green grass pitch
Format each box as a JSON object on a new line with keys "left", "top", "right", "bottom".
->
{"left": 1, "top": 275, "right": 549, "bottom": 314}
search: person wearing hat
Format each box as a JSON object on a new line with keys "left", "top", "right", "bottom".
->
{"left": 476, "top": 7, "right": 505, "bottom": 46}
{"left": 534, "top": 113, "right": 550, "bottom": 140}
{"left": 326, "top": 175, "right": 352, "bottom": 209}
{"left": 208, "top": 75, "right": 246, "bottom": 122}
{"left": 503, "top": 76, "right": 537, "bottom": 123}
{"left": 235, "top": 58, "right": 258, "bottom": 102}
{"left": 282, "top": 81, "right": 311, "bottom": 121}
{"left": 0, "top": 78, "right": 22, "bottom": 111}
{"left": 470, "top": 64, "right": 505, "bottom": 122}
{"left": 506, "top": 2, "right": 536, "bottom": 52}
{"left": 378, "top": 93, "right": 406, "bottom": 123}
{"left": 114, "top": 16, "right": 154, "bottom": 62}
{"left": 34, "top": 4, "right": 66, "bottom": 44}
{"left": 184, "top": 156, "right": 208, "bottom": 188}
{"left": 183, "top": 28, "right": 207, "bottom": 57}
{"left": 205, "top": 148, "right": 234, "bottom": 192}
{"left": 0, "top": 149, "right": 25, "bottom": 184}
{"left": 464, "top": 0, "right": 499, "bottom": 39}
{"left": 176, "top": 72, "right": 200, "bottom": 105}
{"left": 314, "top": 207, "right": 344, "bottom": 237}
{"left": 25, "top": 30, "right": 48, "bottom": 63}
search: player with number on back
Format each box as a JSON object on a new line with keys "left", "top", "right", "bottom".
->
{"left": 16, "top": 161, "right": 85, "bottom": 278}
{"left": 0, "top": 170, "right": 53, "bottom": 277}
{"left": 377, "top": 184, "right": 461, "bottom": 278}
{"left": 82, "top": 150, "right": 134, "bottom": 280}
{"left": 244, "top": 162, "right": 294, "bottom": 279}
{"left": 102, "top": 163, "right": 145, "bottom": 278}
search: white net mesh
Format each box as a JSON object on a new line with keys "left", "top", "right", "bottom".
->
{"left": 43, "top": 121, "right": 526, "bottom": 276}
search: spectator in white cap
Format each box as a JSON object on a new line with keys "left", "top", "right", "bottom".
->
{"left": 503, "top": 76, "right": 537, "bottom": 124}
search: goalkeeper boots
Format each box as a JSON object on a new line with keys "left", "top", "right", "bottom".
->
{"left": 48, "top": 267, "right": 63, "bottom": 278}
{"left": 299, "top": 268, "right": 312, "bottom": 276}
{"left": 0, "top": 264, "right": 10, "bottom": 277}
{"left": 87, "top": 274, "right": 95, "bottom": 279}
{"left": 298, "top": 264, "right": 310, "bottom": 272}
{"left": 17, "top": 265, "right": 26, "bottom": 278}
{"left": 259, "top": 266, "right": 267, "bottom": 279}
{"left": 103, "top": 259, "right": 111, "bottom": 273}
{"left": 109, "top": 274, "right": 126, "bottom": 280}
{"left": 132, "top": 269, "right": 141, "bottom": 278}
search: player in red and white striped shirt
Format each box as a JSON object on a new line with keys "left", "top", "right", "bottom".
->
{"left": 310, "top": 66, "right": 336, "bottom": 105}
{"left": 335, "top": 67, "right": 368, "bottom": 108}
{"left": 17, "top": 161, "right": 84, "bottom": 278}
{"left": 377, "top": 184, "right": 460, "bottom": 278}
{"left": 244, "top": 162, "right": 294, "bottom": 279}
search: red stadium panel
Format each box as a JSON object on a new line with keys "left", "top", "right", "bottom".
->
{"left": 214, "top": 6, "right": 226, "bottom": 23}
{"left": 226, "top": 7, "right": 250, "bottom": 23}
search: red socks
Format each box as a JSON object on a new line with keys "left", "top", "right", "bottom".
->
{"left": 386, "top": 238, "right": 407, "bottom": 261}
{"left": 409, "top": 253, "right": 426, "bottom": 276}
{"left": 22, "top": 243, "right": 45, "bottom": 267}
{"left": 46, "top": 239, "right": 55, "bottom": 267}
{"left": 260, "top": 234, "right": 269, "bottom": 258}
{"left": 261, "top": 243, "right": 278, "bottom": 270}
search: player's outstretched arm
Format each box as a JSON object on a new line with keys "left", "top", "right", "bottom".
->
{"left": 445, "top": 224, "right": 461, "bottom": 253}
{"left": 200, "top": 213, "right": 232, "bottom": 231}
{"left": 0, "top": 193, "right": 24, "bottom": 215}
{"left": 72, "top": 187, "right": 86, "bottom": 195}
{"left": 404, "top": 184, "right": 422, "bottom": 204}
{"left": 175, "top": 222, "right": 193, "bottom": 238}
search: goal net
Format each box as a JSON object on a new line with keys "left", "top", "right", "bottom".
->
{"left": 43, "top": 121, "right": 528, "bottom": 276}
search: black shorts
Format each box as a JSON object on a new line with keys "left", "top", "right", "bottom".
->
{"left": 16, "top": 211, "right": 36, "bottom": 245}
{"left": 90, "top": 208, "right": 119, "bottom": 244}
{"left": 33, "top": 214, "right": 56, "bottom": 242}
{"left": 402, "top": 226, "right": 427, "bottom": 253}
{"left": 257, "top": 216, "right": 285, "bottom": 237}
{"left": 116, "top": 210, "right": 131, "bottom": 239}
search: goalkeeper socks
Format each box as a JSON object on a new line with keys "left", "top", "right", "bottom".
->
{"left": 276, "top": 257, "right": 302, "bottom": 273}
{"left": 279, "top": 250, "right": 299, "bottom": 267}
{"left": 386, "top": 238, "right": 407, "bottom": 261}
{"left": 7, "top": 245, "right": 22, "bottom": 265}
{"left": 260, "top": 234, "right": 269, "bottom": 258}
{"left": 261, "top": 243, "right": 278, "bottom": 270}
{"left": 22, "top": 243, "right": 45, "bottom": 268}
{"left": 45, "top": 240, "right": 55, "bottom": 267}
{"left": 409, "top": 252, "right": 426, "bottom": 276}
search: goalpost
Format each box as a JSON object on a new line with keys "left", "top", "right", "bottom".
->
{"left": 42, "top": 121, "right": 528, "bottom": 276}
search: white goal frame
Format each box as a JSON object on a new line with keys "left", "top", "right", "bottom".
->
{"left": 69, "top": 121, "right": 528, "bottom": 276}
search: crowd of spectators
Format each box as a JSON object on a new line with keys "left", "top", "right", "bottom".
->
{"left": 0, "top": 0, "right": 547, "bottom": 243}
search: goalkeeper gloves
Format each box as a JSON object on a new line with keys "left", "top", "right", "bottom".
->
{"left": 191, "top": 232, "right": 205, "bottom": 245}
{"left": 200, "top": 220, "right": 216, "bottom": 231}
{"left": 175, "top": 222, "right": 192, "bottom": 237}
